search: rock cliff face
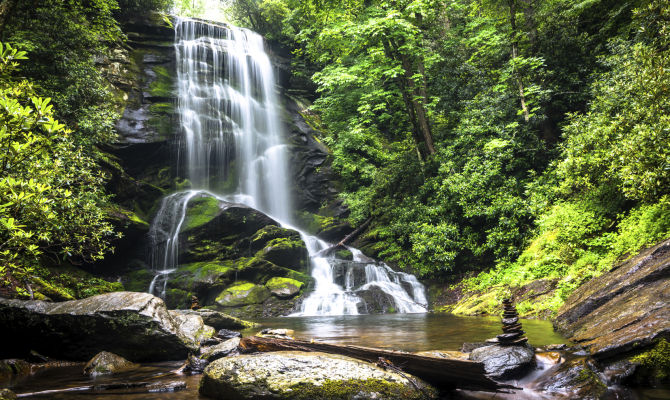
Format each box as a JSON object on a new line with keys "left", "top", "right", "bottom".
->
{"left": 97, "top": 15, "right": 344, "bottom": 317}
{"left": 554, "top": 238, "right": 670, "bottom": 361}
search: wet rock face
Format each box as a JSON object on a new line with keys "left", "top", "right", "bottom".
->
{"left": 0, "top": 292, "right": 201, "bottom": 361}
{"left": 554, "top": 239, "right": 670, "bottom": 360}
{"left": 83, "top": 351, "right": 138, "bottom": 376}
{"left": 468, "top": 343, "right": 535, "bottom": 380}
{"left": 532, "top": 357, "right": 606, "bottom": 400}
{"left": 200, "top": 351, "right": 437, "bottom": 400}
{"left": 116, "top": 14, "right": 177, "bottom": 143}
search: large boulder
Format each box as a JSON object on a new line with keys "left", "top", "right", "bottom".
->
{"left": 553, "top": 239, "right": 670, "bottom": 360}
{"left": 468, "top": 344, "right": 535, "bottom": 380}
{"left": 0, "top": 292, "right": 202, "bottom": 361}
{"left": 200, "top": 351, "right": 437, "bottom": 400}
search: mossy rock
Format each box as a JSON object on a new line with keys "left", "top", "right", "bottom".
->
{"left": 172, "top": 261, "right": 235, "bottom": 287}
{"left": 164, "top": 288, "right": 192, "bottom": 309}
{"left": 200, "top": 351, "right": 438, "bottom": 399}
{"left": 122, "top": 268, "right": 155, "bottom": 292}
{"left": 250, "top": 225, "right": 298, "bottom": 252}
{"left": 236, "top": 257, "right": 312, "bottom": 287}
{"left": 265, "top": 277, "right": 304, "bottom": 299}
{"left": 630, "top": 338, "right": 670, "bottom": 383}
{"left": 334, "top": 249, "right": 353, "bottom": 261}
{"left": 147, "top": 65, "right": 175, "bottom": 98}
{"left": 215, "top": 282, "right": 271, "bottom": 307}
{"left": 182, "top": 195, "right": 222, "bottom": 232}
{"left": 257, "top": 237, "right": 309, "bottom": 272}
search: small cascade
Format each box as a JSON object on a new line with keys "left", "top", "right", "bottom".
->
{"left": 145, "top": 16, "right": 427, "bottom": 315}
{"left": 295, "top": 246, "right": 427, "bottom": 315}
{"left": 147, "top": 190, "right": 200, "bottom": 296}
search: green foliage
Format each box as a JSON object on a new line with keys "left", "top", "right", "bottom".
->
{"left": 0, "top": 44, "right": 118, "bottom": 296}
{"left": 631, "top": 339, "right": 670, "bottom": 381}
{"left": 224, "top": 0, "right": 668, "bottom": 291}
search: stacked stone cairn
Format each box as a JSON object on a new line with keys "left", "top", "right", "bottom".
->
{"left": 496, "top": 298, "right": 528, "bottom": 345}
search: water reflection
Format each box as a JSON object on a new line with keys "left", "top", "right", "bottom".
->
{"left": 244, "top": 313, "right": 568, "bottom": 352}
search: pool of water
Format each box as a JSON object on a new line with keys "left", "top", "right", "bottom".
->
{"left": 242, "top": 313, "right": 568, "bottom": 352}
{"left": 15, "top": 314, "right": 670, "bottom": 400}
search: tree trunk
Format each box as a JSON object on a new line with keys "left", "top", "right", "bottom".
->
{"left": 381, "top": 38, "right": 425, "bottom": 161}
{"left": 508, "top": 0, "right": 530, "bottom": 122}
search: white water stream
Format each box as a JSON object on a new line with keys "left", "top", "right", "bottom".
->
{"left": 146, "top": 17, "right": 427, "bottom": 315}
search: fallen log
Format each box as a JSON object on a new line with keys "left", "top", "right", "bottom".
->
{"left": 316, "top": 217, "right": 372, "bottom": 258}
{"left": 240, "top": 336, "right": 515, "bottom": 392}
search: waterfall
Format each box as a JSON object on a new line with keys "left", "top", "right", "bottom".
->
{"left": 146, "top": 16, "right": 427, "bottom": 315}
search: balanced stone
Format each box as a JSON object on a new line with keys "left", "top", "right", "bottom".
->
{"left": 496, "top": 299, "right": 528, "bottom": 346}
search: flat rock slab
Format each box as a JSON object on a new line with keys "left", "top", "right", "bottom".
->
{"left": 554, "top": 239, "right": 670, "bottom": 360}
{"left": 0, "top": 292, "right": 198, "bottom": 361}
{"left": 469, "top": 344, "right": 535, "bottom": 380}
{"left": 172, "top": 309, "right": 256, "bottom": 330}
{"left": 200, "top": 351, "right": 438, "bottom": 399}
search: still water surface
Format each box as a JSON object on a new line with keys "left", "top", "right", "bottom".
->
{"left": 243, "top": 313, "right": 567, "bottom": 351}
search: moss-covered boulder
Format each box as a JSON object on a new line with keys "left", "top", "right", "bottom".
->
{"left": 215, "top": 282, "right": 271, "bottom": 307}
{"left": 200, "top": 351, "right": 438, "bottom": 400}
{"left": 265, "top": 277, "right": 304, "bottom": 299}
{"left": 83, "top": 351, "right": 139, "bottom": 376}
{"left": 257, "top": 236, "right": 309, "bottom": 272}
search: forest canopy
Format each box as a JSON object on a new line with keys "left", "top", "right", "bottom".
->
{"left": 225, "top": 0, "right": 670, "bottom": 313}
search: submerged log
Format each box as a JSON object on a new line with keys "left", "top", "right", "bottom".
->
{"left": 239, "top": 336, "right": 515, "bottom": 392}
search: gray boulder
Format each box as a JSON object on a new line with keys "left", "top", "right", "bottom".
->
{"left": 469, "top": 344, "right": 535, "bottom": 380}
{"left": 171, "top": 309, "right": 256, "bottom": 330}
{"left": 0, "top": 292, "right": 200, "bottom": 361}
{"left": 200, "top": 351, "right": 437, "bottom": 399}
{"left": 200, "top": 337, "right": 241, "bottom": 362}
{"left": 83, "top": 351, "right": 139, "bottom": 376}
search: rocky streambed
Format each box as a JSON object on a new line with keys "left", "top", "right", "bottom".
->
{"left": 2, "top": 249, "right": 670, "bottom": 400}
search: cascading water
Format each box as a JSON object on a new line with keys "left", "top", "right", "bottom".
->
{"left": 147, "top": 16, "right": 427, "bottom": 315}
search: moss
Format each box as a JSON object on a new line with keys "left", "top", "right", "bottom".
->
{"left": 182, "top": 196, "right": 221, "bottom": 231}
{"left": 294, "top": 211, "right": 335, "bottom": 235}
{"left": 450, "top": 289, "right": 502, "bottom": 316}
{"left": 265, "top": 277, "right": 304, "bottom": 291}
{"left": 164, "top": 288, "right": 191, "bottom": 309}
{"left": 30, "top": 264, "right": 124, "bottom": 301}
{"left": 149, "top": 102, "right": 174, "bottom": 114}
{"left": 122, "top": 268, "right": 154, "bottom": 292}
{"left": 215, "top": 281, "right": 271, "bottom": 307}
{"left": 287, "top": 378, "right": 433, "bottom": 400}
{"left": 334, "top": 249, "right": 353, "bottom": 260}
{"left": 148, "top": 65, "right": 174, "bottom": 98}
{"left": 631, "top": 339, "right": 670, "bottom": 381}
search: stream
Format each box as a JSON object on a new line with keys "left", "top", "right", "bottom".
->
{"left": 6, "top": 315, "right": 670, "bottom": 399}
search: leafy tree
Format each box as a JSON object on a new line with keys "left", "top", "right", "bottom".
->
{"left": 0, "top": 43, "right": 116, "bottom": 297}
